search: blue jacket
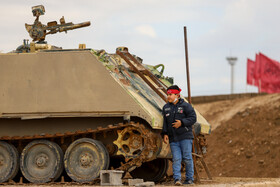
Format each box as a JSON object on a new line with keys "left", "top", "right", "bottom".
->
{"left": 162, "top": 98, "right": 197, "bottom": 142}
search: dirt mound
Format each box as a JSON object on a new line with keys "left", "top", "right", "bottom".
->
{"left": 195, "top": 94, "right": 280, "bottom": 131}
{"left": 196, "top": 94, "right": 280, "bottom": 178}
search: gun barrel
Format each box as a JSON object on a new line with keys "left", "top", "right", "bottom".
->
{"left": 59, "top": 21, "right": 91, "bottom": 32}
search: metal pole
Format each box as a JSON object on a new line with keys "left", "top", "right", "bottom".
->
{"left": 184, "top": 26, "right": 191, "bottom": 104}
{"left": 231, "top": 64, "right": 234, "bottom": 94}
{"left": 226, "top": 57, "right": 237, "bottom": 94}
{"left": 184, "top": 27, "right": 212, "bottom": 182}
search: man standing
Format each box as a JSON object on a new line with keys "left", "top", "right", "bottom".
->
{"left": 162, "top": 85, "right": 196, "bottom": 185}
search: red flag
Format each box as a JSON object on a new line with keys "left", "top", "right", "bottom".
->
{"left": 258, "top": 53, "right": 280, "bottom": 93}
{"left": 260, "top": 79, "right": 280, "bottom": 93}
{"left": 254, "top": 53, "right": 261, "bottom": 85}
{"left": 247, "top": 58, "right": 255, "bottom": 85}
{"left": 259, "top": 53, "right": 280, "bottom": 83}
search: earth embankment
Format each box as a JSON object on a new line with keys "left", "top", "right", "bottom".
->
{"left": 195, "top": 93, "right": 280, "bottom": 178}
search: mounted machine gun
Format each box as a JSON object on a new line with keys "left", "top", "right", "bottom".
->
{"left": 25, "top": 5, "right": 90, "bottom": 42}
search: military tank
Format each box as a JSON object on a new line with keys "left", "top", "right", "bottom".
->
{"left": 0, "top": 5, "right": 211, "bottom": 184}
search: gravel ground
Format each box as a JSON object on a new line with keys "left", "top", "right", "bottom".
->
{"left": 1, "top": 177, "right": 280, "bottom": 187}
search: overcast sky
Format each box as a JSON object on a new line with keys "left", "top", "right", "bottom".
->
{"left": 0, "top": 0, "right": 279, "bottom": 96}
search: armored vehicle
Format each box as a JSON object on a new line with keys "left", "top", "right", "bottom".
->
{"left": 0, "top": 5, "right": 211, "bottom": 184}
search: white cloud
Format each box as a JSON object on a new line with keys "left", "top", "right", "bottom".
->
{"left": 135, "top": 25, "right": 157, "bottom": 38}
{"left": 220, "top": 78, "right": 230, "bottom": 84}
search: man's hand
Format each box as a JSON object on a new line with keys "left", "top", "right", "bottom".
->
{"left": 163, "top": 135, "right": 169, "bottom": 144}
{"left": 172, "top": 120, "right": 182, "bottom": 128}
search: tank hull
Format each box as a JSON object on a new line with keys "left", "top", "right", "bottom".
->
{"left": 0, "top": 49, "right": 210, "bottom": 183}
{"left": 0, "top": 51, "right": 149, "bottom": 119}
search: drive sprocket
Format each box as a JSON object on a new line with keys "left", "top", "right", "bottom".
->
{"left": 113, "top": 125, "right": 145, "bottom": 160}
{"left": 113, "top": 123, "right": 161, "bottom": 172}
{"left": 113, "top": 123, "right": 160, "bottom": 163}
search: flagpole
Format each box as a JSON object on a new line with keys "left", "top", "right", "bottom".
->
{"left": 259, "top": 80, "right": 261, "bottom": 93}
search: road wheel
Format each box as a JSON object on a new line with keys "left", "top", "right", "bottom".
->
{"left": 64, "top": 138, "right": 109, "bottom": 182}
{"left": 95, "top": 140, "right": 110, "bottom": 170}
{"left": 130, "top": 158, "right": 168, "bottom": 182}
{"left": 20, "top": 140, "right": 63, "bottom": 183}
{"left": 0, "top": 141, "right": 19, "bottom": 183}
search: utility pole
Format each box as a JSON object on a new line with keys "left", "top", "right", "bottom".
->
{"left": 184, "top": 26, "right": 212, "bottom": 183}
{"left": 184, "top": 27, "right": 191, "bottom": 103}
{"left": 226, "top": 56, "right": 237, "bottom": 94}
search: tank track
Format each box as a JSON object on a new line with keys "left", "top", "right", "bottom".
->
{"left": 0, "top": 122, "right": 130, "bottom": 141}
{"left": 0, "top": 121, "right": 160, "bottom": 184}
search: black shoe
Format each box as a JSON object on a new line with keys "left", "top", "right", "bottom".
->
{"left": 174, "top": 179, "right": 182, "bottom": 186}
{"left": 183, "top": 180, "right": 194, "bottom": 185}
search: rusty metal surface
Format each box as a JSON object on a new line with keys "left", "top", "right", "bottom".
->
{"left": 0, "top": 121, "right": 129, "bottom": 141}
{"left": 114, "top": 126, "right": 145, "bottom": 158}
{"left": 114, "top": 124, "right": 161, "bottom": 163}
{"left": 0, "top": 122, "right": 162, "bottom": 184}
{"left": 116, "top": 124, "right": 161, "bottom": 172}
{"left": 0, "top": 117, "right": 124, "bottom": 138}
{"left": 116, "top": 50, "right": 167, "bottom": 101}
{"left": 92, "top": 50, "right": 165, "bottom": 128}
{"left": 0, "top": 120, "right": 161, "bottom": 174}
{"left": 92, "top": 48, "right": 211, "bottom": 133}
{"left": 125, "top": 52, "right": 167, "bottom": 94}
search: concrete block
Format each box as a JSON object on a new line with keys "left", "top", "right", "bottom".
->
{"left": 128, "top": 178, "right": 144, "bottom": 186}
{"left": 135, "top": 182, "right": 155, "bottom": 187}
{"left": 100, "top": 170, "right": 124, "bottom": 186}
